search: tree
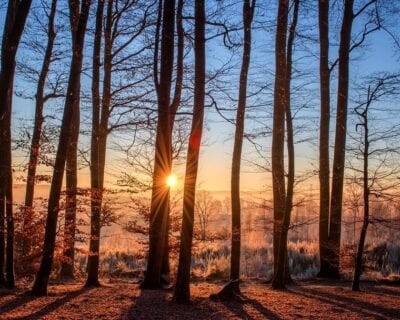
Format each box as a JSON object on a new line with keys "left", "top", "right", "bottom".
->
{"left": 271, "top": 0, "right": 288, "bottom": 290}
{"left": 282, "top": 0, "right": 299, "bottom": 285}
{"left": 60, "top": 14, "right": 81, "bottom": 280}
{"left": 317, "top": 0, "right": 331, "bottom": 278}
{"left": 31, "top": 0, "right": 91, "bottom": 296}
{"left": 212, "top": 0, "right": 255, "bottom": 300}
{"left": 0, "top": 0, "right": 33, "bottom": 288}
{"left": 195, "top": 190, "right": 221, "bottom": 241}
{"left": 351, "top": 74, "right": 400, "bottom": 291}
{"left": 327, "top": 0, "right": 354, "bottom": 278}
{"left": 22, "top": 0, "right": 58, "bottom": 261}
{"left": 85, "top": 0, "right": 154, "bottom": 286}
{"left": 173, "top": 0, "right": 206, "bottom": 303}
{"left": 142, "top": 0, "right": 176, "bottom": 289}
{"left": 85, "top": 0, "right": 106, "bottom": 287}
{"left": 319, "top": 0, "right": 381, "bottom": 278}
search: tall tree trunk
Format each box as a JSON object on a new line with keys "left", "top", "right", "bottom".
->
{"left": 328, "top": 0, "right": 353, "bottom": 279}
{"left": 85, "top": 0, "right": 109, "bottom": 287}
{"left": 173, "top": 0, "right": 205, "bottom": 304}
{"left": 31, "top": 0, "right": 91, "bottom": 296}
{"left": 160, "top": 0, "right": 185, "bottom": 282}
{"left": 0, "top": 0, "right": 33, "bottom": 288}
{"left": 352, "top": 87, "right": 370, "bottom": 291}
{"left": 23, "top": 0, "right": 57, "bottom": 259}
{"left": 60, "top": 96, "right": 80, "bottom": 280}
{"left": 142, "top": 0, "right": 175, "bottom": 289}
{"left": 271, "top": 0, "right": 288, "bottom": 290}
{"left": 318, "top": 0, "right": 332, "bottom": 278}
{"left": 213, "top": 0, "right": 255, "bottom": 300}
{"left": 283, "top": 0, "right": 299, "bottom": 285}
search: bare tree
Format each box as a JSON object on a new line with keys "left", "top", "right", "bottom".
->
{"left": 212, "top": 0, "right": 256, "bottom": 300}
{"left": 194, "top": 190, "right": 221, "bottom": 241}
{"left": 319, "top": 0, "right": 382, "bottom": 278}
{"left": 22, "top": 0, "right": 58, "bottom": 262}
{"left": 173, "top": 0, "right": 206, "bottom": 304}
{"left": 31, "top": 0, "right": 91, "bottom": 296}
{"left": 0, "top": 0, "right": 32, "bottom": 288}
{"left": 351, "top": 74, "right": 400, "bottom": 291}
{"left": 271, "top": 0, "right": 288, "bottom": 290}
{"left": 142, "top": 0, "right": 176, "bottom": 289}
{"left": 317, "top": 0, "right": 331, "bottom": 277}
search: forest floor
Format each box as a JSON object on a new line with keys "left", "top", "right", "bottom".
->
{"left": 0, "top": 278, "right": 399, "bottom": 319}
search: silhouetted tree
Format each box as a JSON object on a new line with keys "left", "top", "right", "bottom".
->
{"left": 142, "top": 0, "right": 176, "bottom": 289}
{"left": 271, "top": 0, "right": 288, "bottom": 290}
{"left": 320, "top": 0, "right": 381, "bottom": 278}
{"left": 213, "top": 0, "right": 255, "bottom": 300}
{"left": 0, "top": 0, "right": 33, "bottom": 288}
{"left": 328, "top": 0, "right": 354, "bottom": 278}
{"left": 31, "top": 0, "right": 91, "bottom": 296}
{"left": 173, "top": 0, "right": 205, "bottom": 303}
{"left": 85, "top": 0, "right": 106, "bottom": 287}
{"left": 22, "top": 0, "right": 58, "bottom": 261}
{"left": 282, "top": 0, "right": 299, "bottom": 285}
{"left": 317, "top": 0, "right": 331, "bottom": 278}
{"left": 351, "top": 74, "right": 400, "bottom": 291}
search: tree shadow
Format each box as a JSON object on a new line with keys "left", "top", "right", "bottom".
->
{"left": 121, "top": 287, "right": 259, "bottom": 320}
{"left": 372, "top": 285, "right": 400, "bottom": 298}
{"left": 220, "top": 295, "right": 282, "bottom": 320}
{"left": 0, "top": 286, "right": 91, "bottom": 319}
{"left": 0, "top": 292, "right": 36, "bottom": 314}
{"left": 119, "top": 288, "right": 170, "bottom": 320}
{"left": 291, "top": 285, "right": 399, "bottom": 319}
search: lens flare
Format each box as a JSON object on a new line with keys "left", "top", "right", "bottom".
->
{"left": 166, "top": 174, "right": 177, "bottom": 188}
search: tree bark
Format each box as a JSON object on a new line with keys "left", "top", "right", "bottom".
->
{"left": 283, "top": 0, "right": 299, "bottom": 285}
{"left": 271, "top": 0, "right": 288, "bottom": 290}
{"left": 173, "top": 0, "right": 205, "bottom": 304}
{"left": 318, "top": 0, "right": 332, "bottom": 278}
{"left": 0, "top": 0, "right": 33, "bottom": 288}
{"left": 160, "top": 0, "right": 185, "bottom": 283}
{"left": 328, "top": 0, "right": 353, "bottom": 279}
{"left": 214, "top": 0, "right": 255, "bottom": 300}
{"left": 60, "top": 92, "right": 80, "bottom": 280}
{"left": 23, "top": 0, "right": 57, "bottom": 260}
{"left": 85, "top": 0, "right": 108, "bottom": 287}
{"left": 31, "top": 0, "right": 91, "bottom": 296}
{"left": 142, "top": 0, "right": 175, "bottom": 289}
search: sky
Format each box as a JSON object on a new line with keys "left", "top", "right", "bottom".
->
{"left": 4, "top": 0, "right": 400, "bottom": 201}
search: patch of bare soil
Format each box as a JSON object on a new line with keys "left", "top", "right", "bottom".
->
{"left": 0, "top": 279, "right": 399, "bottom": 319}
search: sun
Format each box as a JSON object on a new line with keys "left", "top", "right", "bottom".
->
{"left": 166, "top": 174, "right": 177, "bottom": 188}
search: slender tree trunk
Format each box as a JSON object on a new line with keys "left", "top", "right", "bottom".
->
{"left": 0, "top": 0, "right": 32, "bottom": 288}
{"left": 23, "top": 0, "right": 57, "bottom": 259}
{"left": 213, "top": 0, "right": 255, "bottom": 300}
{"left": 160, "top": 0, "right": 185, "bottom": 282}
{"left": 60, "top": 97, "right": 80, "bottom": 280}
{"left": 328, "top": 0, "right": 353, "bottom": 279}
{"left": 85, "top": 0, "right": 109, "bottom": 287}
{"left": 318, "top": 0, "right": 332, "bottom": 278}
{"left": 283, "top": 0, "right": 299, "bottom": 285}
{"left": 142, "top": 0, "right": 175, "bottom": 289}
{"left": 271, "top": 0, "right": 288, "bottom": 290}
{"left": 173, "top": 0, "right": 205, "bottom": 304}
{"left": 352, "top": 89, "right": 370, "bottom": 292}
{"left": 31, "top": 0, "right": 91, "bottom": 296}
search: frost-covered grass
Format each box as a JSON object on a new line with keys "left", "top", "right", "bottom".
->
{"left": 73, "top": 233, "right": 400, "bottom": 282}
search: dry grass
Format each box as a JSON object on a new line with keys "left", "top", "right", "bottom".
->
{"left": 0, "top": 279, "right": 399, "bottom": 319}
